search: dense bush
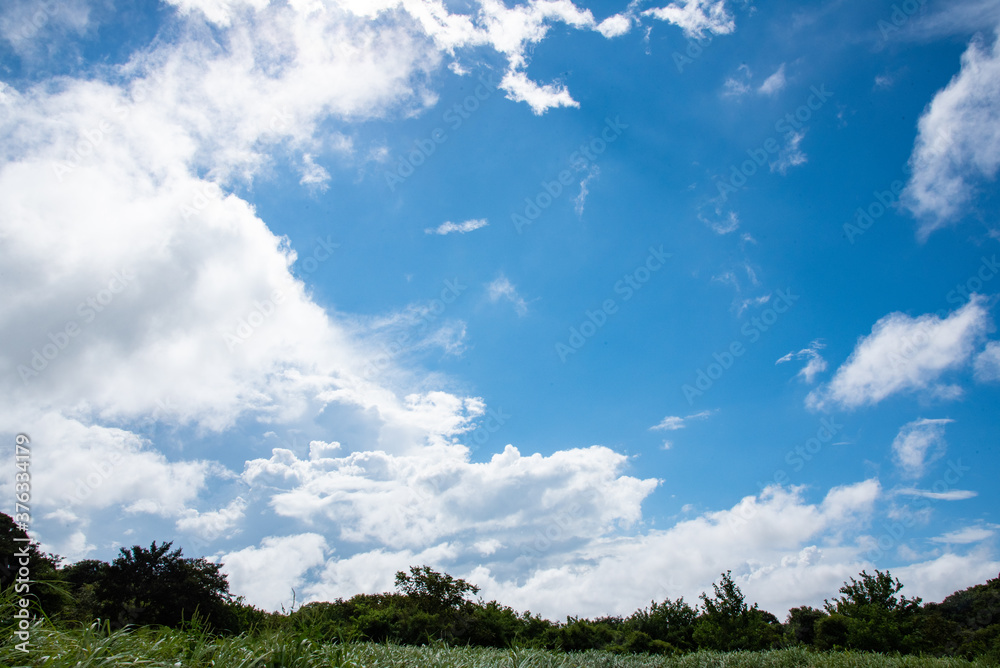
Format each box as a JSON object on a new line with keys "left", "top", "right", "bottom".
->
{"left": 3, "top": 512, "right": 1000, "bottom": 661}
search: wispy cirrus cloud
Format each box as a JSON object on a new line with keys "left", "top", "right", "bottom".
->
{"left": 758, "top": 64, "right": 788, "bottom": 96}
{"left": 896, "top": 487, "right": 978, "bottom": 501}
{"left": 487, "top": 274, "right": 529, "bottom": 316}
{"left": 930, "top": 525, "right": 998, "bottom": 544}
{"left": 425, "top": 218, "right": 488, "bottom": 235}
{"left": 974, "top": 341, "right": 1000, "bottom": 381}
{"left": 777, "top": 340, "right": 828, "bottom": 383}
{"left": 651, "top": 409, "right": 715, "bottom": 431}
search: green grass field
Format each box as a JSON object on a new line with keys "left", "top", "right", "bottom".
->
{"left": 2, "top": 621, "right": 996, "bottom": 668}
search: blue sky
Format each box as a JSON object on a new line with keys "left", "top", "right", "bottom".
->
{"left": 2, "top": 0, "right": 1000, "bottom": 620}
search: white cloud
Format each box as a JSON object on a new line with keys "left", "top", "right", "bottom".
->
{"left": 1, "top": 0, "right": 576, "bottom": 562}
{"left": 162, "top": 0, "right": 270, "bottom": 27}
{"left": 474, "top": 538, "right": 503, "bottom": 556}
{"left": 758, "top": 64, "right": 787, "bottom": 96}
{"left": 875, "top": 73, "right": 895, "bottom": 89}
{"left": 651, "top": 410, "right": 714, "bottom": 431}
{"left": 897, "top": 487, "right": 978, "bottom": 501}
{"left": 809, "top": 297, "right": 991, "bottom": 410}
{"left": 176, "top": 497, "right": 249, "bottom": 540}
{"left": 974, "top": 340, "right": 1000, "bottom": 381}
{"left": 487, "top": 274, "right": 529, "bottom": 316}
{"left": 242, "top": 442, "right": 658, "bottom": 550}
{"left": 653, "top": 416, "right": 686, "bottom": 431}
{"left": 643, "top": 0, "right": 736, "bottom": 38}
{"left": 902, "top": 27, "right": 1000, "bottom": 237}
{"left": 326, "top": 0, "right": 627, "bottom": 116}
{"left": 771, "top": 130, "right": 808, "bottom": 173}
{"left": 299, "top": 154, "right": 331, "bottom": 190}
{"left": 899, "top": 1, "right": 1000, "bottom": 44}
{"left": 425, "top": 218, "right": 489, "bottom": 235}
{"left": 597, "top": 13, "right": 632, "bottom": 38}
{"left": 499, "top": 70, "right": 579, "bottom": 115}
{"left": 574, "top": 166, "right": 599, "bottom": 216}
{"left": 460, "top": 480, "right": 883, "bottom": 620}
{"left": 930, "top": 525, "right": 997, "bottom": 544}
{"left": 16, "top": 413, "right": 213, "bottom": 518}
{"left": 776, "top": 340, "right": 828, "bottom": 383}
{"left": 723, "top": 64, "right": 752, "bottom": 97}
{"left": 217, "top": 533, "right": 329, "bottom": 611}
{"left": 0, "top": 0, "right": 91, "bottom": 57}
{"left": 220, "top": 477, "right": 894, "bottom": 619}
{"left": 701, "top": 210, "right": 740, "bottom": 234}
{"left": 896, "top": 549, "right": 1000, "bottom": 604}
{"left": 892, "top": 418, "right": 953, "bottom": 479}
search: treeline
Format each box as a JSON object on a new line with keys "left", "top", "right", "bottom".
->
{"left": 2, "top": 513, "right": 999, "bottom": 660}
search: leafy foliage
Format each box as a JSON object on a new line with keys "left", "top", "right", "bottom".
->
{"left": 96, "top": 541, "right": 235, "bottom": 631}
{"left": 395, "top": 565, "right": 480, "bottom": 613}
{"left": 824, "top": 570, "right": 922, "bottom": 653}
{"left": 693, "top": 571, "right": 783, "bottom": 651}
{"left": 784, "top": 606, "right": 826, "bottom": 646}
{"left": 0, "top": 512, "right": 64, "bottom": 618}
{"left": 3, "top": 512, "right": 1000, "bottom": 662}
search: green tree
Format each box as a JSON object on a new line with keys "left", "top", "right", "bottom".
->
{"left": 693, "top": 571, "right": 782, "bottom": 651}
{"left": 394, "top": 565, "right": 480, "bottom": 614}
{"left": 628, "top": 597, "right": 697, "bottom": 650}
{"left": 97, "top": 541, "right": 235, "bottom": 631}
{"left": 824, "top": 570, "right": 921, "bottom": 653}
{"left": 0, "top": 512, "right": 63, "bottom": 617}
{"left": 919, "top": 573, "right": 1000, "bottom": 658}
{"left": 784, "top": 605, "right": 826, "bottom": 646}
{"left": 814, "top": 613, "right": 850, "bottom": 650}
{"left": 57, "top": 559, "right": 109, "bottom": 623}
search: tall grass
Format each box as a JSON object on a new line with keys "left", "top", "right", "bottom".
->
{"left": 0, "top": 614, "right": 995, "bottom": 668}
